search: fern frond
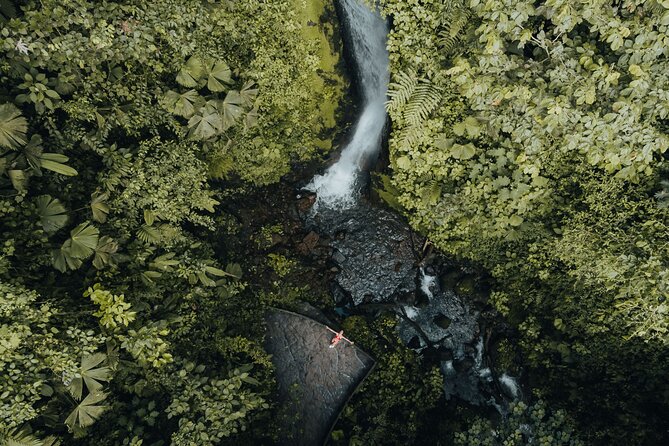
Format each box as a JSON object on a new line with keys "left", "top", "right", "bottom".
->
{"left": 395, "top": 124, "right": 427, "bottom": 151}
{"left": 2, "top": 427, "right": 44, "bottom": 446}
{"left": 386, "top": 70, "right": 418, "bottom": 114}
{"left": 137, "top": 224, "right": 161, "bottom": 243}
{"left": 438, "top": 0, "right": 473, "bottom": 57}
{"left": 643, "top": 1, "right": 666, "bottom": 15}
{"left": 403, "top": 81, "right": 443, "bottom": 128}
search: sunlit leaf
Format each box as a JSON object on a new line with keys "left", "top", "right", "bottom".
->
{"left": 149, "top": 252, "right": 179, "bottom": 272}
{"left": 137, "top": 224, "right": 160, "bottom": 243}
{"left": 65, "top": 222, "right": 99, "bottom": 259}
{"left": 239, "top": 80, "right": 258, "bottom": 107}
{"left": 91, "top": 193, "right": 110, "bottom": 223}
{"left": 188, "top": 102, "right": 223, "bottom": 140}
{"left": 0, "top": 103, "right": 27, "bottom": 148}
{"left": 176, "top": 56, "right": 204, "bottom": 88}
{"left": 161, "top": 89, "right": 200, "bottom": 119}
{"left": 52, "top": 248, "right": 82, "bottom": 272}
{"left": 205, "top": 60, "right": 233, "bottom": 92}
{"left": 217, "top": 91, "right": 244, "bottom": 131}
{"left": 40, "top": 153, "right": 78, "bottom": 176}
{"left": 450, "top": 143, "right": 476, "bottom": 160}
{"left": 8, "top": 169, "right": 27, "bottom": 191}
{"left": 244, "top": 105, "right": 259, "bottom": 129}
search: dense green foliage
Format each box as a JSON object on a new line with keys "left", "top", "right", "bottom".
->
{"left": 3, "top": 0, "right": 669, "bottom": 444}
{"left": 0, "top": 0, "right": 343, "bottom": 443}
{"left": 455, "top": 401, "right": 583, "bottom": 446}
{"left": 378, "top": 0, "right": 669, "bottom": 443}
{"left": 332, "top": 314, "right": 444, "bottom": 445}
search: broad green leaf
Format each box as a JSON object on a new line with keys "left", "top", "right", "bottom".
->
{"left": 23, "top": 135, "right": 45, "bottom": 173}
{"left": 453, "top": 121, "right": 466, "bottom": 136}
{"left": 176, "top": 56, "right": 204, "bottom": 88}
{"left": 396, "top": 156, "right": 411, "bottom": 170}
{"left": 80, "top": 353, "right": 111, "bottom": 395}
{"left": 204, "top": 265, "right": 234, "bottom": 277}
{"left": 68, "top": 353, "right": 106, "bottom": 400}
{"left": 188, "top": 103, "right": 223, "bottom": 140}
{"left": 90, "top": 193, "right": 110, "bottom": 223}
{"left": 93, "top": 236, "right": 118, "bottom": 269}
{"left": 197, "top": 270, "right": 216, "bottom": 286}
{"left": 161, "top": 89, "right": 200, "bottom": 119}
{"left": 453, "top": 117, "right": 480, "bottom": 138}
{"left": 66, "top": 222, "right": 99, "bottom": 258}
{"left": 218, "top": 91, "right": 244, "bottom": 131}
{"left": 450, "top": 143, "right": 476, "bottom": 160}
{"left": 40, "top": 153, "right": 78, "bottom": 176}
{"left": 205, "top": 60, "right": 233, "bottom": 92}
{"left": 226, "top": 262, "right": 243, "bottom": 279}
{"left": 0, "top": 103, "right": 27, "bottom": 148}
{"left": 244, "top": 105, "right": 259, "bottom": 129}
{"left": 141, "top": 270, "right": 162, "bottom": 284}
{"left": 143, "top": 209, "right": 156, "bottom": 225}
{"left": 463, "top": 116, "right": 481, "bottom": 137}
{"left": 65, "top": 391, "right": 107, "bottom": 429}
{"left": 509, "top": 215, "right": 524, "bottom": 226}
{"left": 149, "top": 252, "right": 179, "bottom": 271}
{"left": 8, "top": 169, "right": 27, "bottom": 191}
{"left": 52, "top": 248, "right": 83, "bottom": 272}
{"left": 36, "top": 195, "right": 68, "bottom": 232}
{"left": 137, "top": 224, "right": 160, "bottom": 243}
{"left": 239, "top": 80, "right": 258, "bottom": 107}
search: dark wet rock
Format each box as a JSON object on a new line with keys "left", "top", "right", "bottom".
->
{"left": 398, "top": 290, "right": 478, "bottom": 349}
{"left": 297, "top": 196, "right": 520, "bottom": 411}
{"left": 439, "top": 270, "right": 462, "bottom": 290}
{"left": 395, "top": 289, "right": 503, "bottom": 406}
{"left": 297, "top": 193, "right": 317, "bottom": 214}
{"left": 330, "top": 281, "right": 351, "bottom": 306}
{"left": 433, "top": 314, "right": 452, "bottom": 330}
{"left": 332, "top": 250, "right": 347, "bottom": 264}
{"left": 291, "top": 301, "right": 335, "bottom": 327}
{"left": 296, "top": 231, "right": 320, "bottom": 255}
{"left": 307, "top": 203, "right": 420, "bottom": 305}
{"left": 265, "top": 309, "right": 374, "bottom": 446}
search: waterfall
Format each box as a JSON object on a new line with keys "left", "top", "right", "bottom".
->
{"left": 306, "top": 0, "right": 389, "bottom": 210}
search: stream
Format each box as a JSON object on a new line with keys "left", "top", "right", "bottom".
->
{"left": 302, "top": 0, "right": 522, "bottom": 413}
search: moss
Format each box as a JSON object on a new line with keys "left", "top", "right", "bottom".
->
{"left": 455, "top": 274, "right": 476, "bottom": 295}
{"left": 293, "top": 0, "right": 346, "bottom": 137}
{"left": 267, "top": 253, "right": 297, "bottom": 277}
{"left": 494, "top": 338, "right": 521, "bottom": 375}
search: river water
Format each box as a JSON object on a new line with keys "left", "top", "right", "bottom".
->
{"left": 302, "top": 0, "right": 522, "bottom": 416}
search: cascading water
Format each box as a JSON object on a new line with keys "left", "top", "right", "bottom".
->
{"left": 306, "top": 0, "right": 389, "bottom": 210}
{"left": 299, "top": 0, "right": 524, "bottom": 419}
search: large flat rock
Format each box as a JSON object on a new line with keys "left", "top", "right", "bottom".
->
{"left": 265, "top": 309, "right": 374, "bottom": 445}
{"left": 308, "top": 203, "right": 420, "bottom": 305}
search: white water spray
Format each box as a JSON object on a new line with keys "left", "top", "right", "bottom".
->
{"left": 499, "top": 373, "right": 521, "bottom": 400}
{"left": 306, "top": 0, "right": 389, "bottom": 210}
{"left": 420, "top": 267, "right": 438, "bottom": 299}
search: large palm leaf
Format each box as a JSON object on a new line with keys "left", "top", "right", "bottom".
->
{"left": 35, "top": 195, "right": 68, "bottom": 233}
{"left": 65, "top": 391, "right": 107, "bottom": 429}
{"left": 0, "top": 103, "right": 28, "bottom": 148}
